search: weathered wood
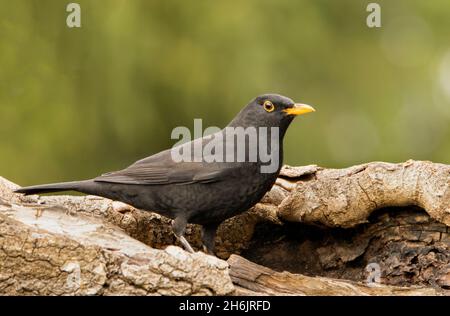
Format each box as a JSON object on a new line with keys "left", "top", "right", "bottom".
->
{"left": 0, "top": 178, "right": 233, "bottom": 295}
{"left": 276, "top": 160, "right": 450, "bottom": 227}
{"left": 1, "top": 160, "right": 448, "bottom": 295}
{"left": 242, "top": 207, "right": 450, "bottom": 290}
{"left": 228, "top": 255, "right": 441, "bottom": 296}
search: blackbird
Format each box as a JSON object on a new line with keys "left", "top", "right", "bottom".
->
{"left": 15, "top": 94, "right": 315, "bottom": 254}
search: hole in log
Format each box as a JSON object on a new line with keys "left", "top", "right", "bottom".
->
{"left": 241, "top": 206, "right": 450, "bottom": 289}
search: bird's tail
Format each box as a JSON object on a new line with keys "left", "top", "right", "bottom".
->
{"left": 14, "top": 180, "right": 91, "bottom": 196}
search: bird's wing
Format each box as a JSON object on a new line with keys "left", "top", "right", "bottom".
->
{"left": 94, "top": 162, "right": 232, "bottom": 185}
{"left": 94, "top": 149, "right": 234, "bottom": 186}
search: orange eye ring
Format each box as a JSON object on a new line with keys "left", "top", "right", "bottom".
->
{"left": 263, "top": 100, "right": 275, "bottom": 112}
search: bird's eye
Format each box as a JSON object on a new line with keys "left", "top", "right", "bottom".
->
{"left": 263, "top": 100, "right": 275, "bottom": 113}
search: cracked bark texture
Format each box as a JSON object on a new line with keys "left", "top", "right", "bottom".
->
{"left": 228, "top": 255, "right": 440, "bottom": 295}
{"left": 243, "top": 206, "right": 449, "bottom": 290}
{"left": 0, "top": 178, "right": 233, "bottom": 295}
{"left": 276, "top": 160, "right": 449, "bottom": 227}
{"left": 0, "top": 160, "right": 448, "bottom": 295}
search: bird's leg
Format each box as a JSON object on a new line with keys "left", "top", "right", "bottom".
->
{"left": 172, "top": 217, "right": 195, "bottom": 253}
{"left": 201, "top": 223, "right": 220, "bottom": 255}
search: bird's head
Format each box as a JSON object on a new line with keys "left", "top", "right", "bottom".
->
{"left": 228, "top": 94, "right": 315, "bottom": 133}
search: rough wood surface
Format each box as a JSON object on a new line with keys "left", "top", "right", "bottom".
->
{"left": 243, "top": 207, "right": 449, "bottom": 289}
{"left": 228, "top": 255, "right": 440, "bottom": 296}
{"left": 276, "top": 160, "right": 449, "bottom": 227}
{"left": 1, "top": 160, "right": 448, "bottom": 295}
{"left": 0, "top": 178, "right": 233, "bottom": 295}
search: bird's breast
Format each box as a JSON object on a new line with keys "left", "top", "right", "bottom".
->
{"left": 187, "top": 166, "right": 279, "bottom": 224}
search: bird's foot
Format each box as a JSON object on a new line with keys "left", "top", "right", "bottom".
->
{"left": 177, "top": 235, "right": 195, "bottom": 253}
{"left": 172, "top": 217, "right": 195, "bottom": 253}
{"left": 202, "top": 245, "right": 215, "bottom": 256}
{"left": 201, "top": 223, "right": 219, "bottom": 256}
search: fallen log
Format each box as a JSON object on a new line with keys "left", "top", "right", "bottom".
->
{"left": 0, "top": 183, "right": 233, "bottom": 295}
{"left": 228, "top": 255, "right": 440, "bottom": 296}
{"left": 0, "top": 160, "right": 448, "bottom": 295}
{"left": 276, "top": 160, "right": 450, "bottom": 227}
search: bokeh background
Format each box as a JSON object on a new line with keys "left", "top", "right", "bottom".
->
{"left": 1, "top": 0, "right": 449, "bottom": 185}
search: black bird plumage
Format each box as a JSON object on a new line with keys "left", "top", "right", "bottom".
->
{"left": 15, "top": 94, "right": 315, "bottom": 254}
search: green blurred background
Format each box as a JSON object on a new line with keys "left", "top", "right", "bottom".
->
{"left": 1, "top": 0, "right": 449, "bottom": 185}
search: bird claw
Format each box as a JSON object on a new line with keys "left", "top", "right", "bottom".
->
{"left": 177, "top": 235, "right": 195, "bottom": 253}
{"left": 202, "top": 245, "right": 215, "bottom": 256}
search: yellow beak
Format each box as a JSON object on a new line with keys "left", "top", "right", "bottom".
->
{"left": 283, "top": 103, "right": 316, "bottom": 116}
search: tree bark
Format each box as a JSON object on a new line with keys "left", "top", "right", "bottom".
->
{"left": 0, "top": 179, "right": 233, "bottom": 295}
{"left": 0, "top": 160, "right": 448, "bottom": 295}
{"left": 228, "top": 255, "right": 440, "bottom": 296}
{"left": 276, "top": 160, "right": 449, "bottom": 227}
